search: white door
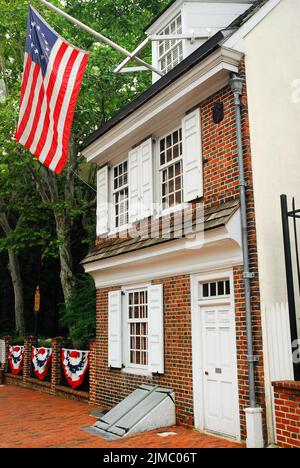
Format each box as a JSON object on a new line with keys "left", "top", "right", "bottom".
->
{"left": 201, "top": 302, "right": 238, "bottom": 437}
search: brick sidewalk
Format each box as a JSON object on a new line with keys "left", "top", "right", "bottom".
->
{"left": 0, "top": 385, "right": 244, "bottom": 448}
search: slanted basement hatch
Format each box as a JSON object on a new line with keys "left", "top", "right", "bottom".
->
{"left": 85, "top": 385, "right": 176, "bottom": 440}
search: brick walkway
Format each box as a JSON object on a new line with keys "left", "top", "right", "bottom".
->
{"left": 0, "top": 385, "right": 244, "bottom": 448}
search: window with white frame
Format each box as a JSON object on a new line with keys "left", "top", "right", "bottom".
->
{"left": 128, "top": 289, "right": 148, "bottom": 367}
{"left": 113, "top": 160, "right": 128, "bottom": 228}
{"left": 158, "top": 13, "right": 183, "bottom": 74}
{"left": 96, "top": 108, "right": 203, "bottom": 236}
{"left": 108, "top": 285, "right": 164, "bottom": 373}
{"left": 201, "top": 279, "right": 231, "bottom": 299}
{"left": 159, "top": 128, "right": 183, "bottom": 210}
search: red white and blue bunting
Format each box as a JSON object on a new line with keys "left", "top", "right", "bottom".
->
{"left": 8, "top": 345, "right": 25, "bottom": 375}
{"left": 61, "top": 349, "right": 89, "bottom": 389}
{"left": 31, "top": 347, "right": 52, "bottom": 380}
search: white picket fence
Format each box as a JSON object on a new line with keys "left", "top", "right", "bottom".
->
{"left": 262, "top": 302, "right": 294, "bottom": 443}
{"left": 0, "top": 339, "right": 5, "bottom": 364}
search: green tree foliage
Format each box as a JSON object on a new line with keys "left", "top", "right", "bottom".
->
{"left": 0, "top": 0, "right": 169, "bottom": 338}
{"left": 59, "top": 274, "right": 96, "bottom": 348}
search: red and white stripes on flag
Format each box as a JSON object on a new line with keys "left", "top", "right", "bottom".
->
{"left": 15, "top": 6, "right": 89, "bottom": 175}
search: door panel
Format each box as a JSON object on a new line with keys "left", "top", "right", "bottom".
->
{"left": 201, "top": 303, "right": 238, "bottom": 437}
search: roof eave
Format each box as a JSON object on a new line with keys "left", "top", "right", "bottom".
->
{"left": 81, "top": 30, "right": 225, "bottom": 152}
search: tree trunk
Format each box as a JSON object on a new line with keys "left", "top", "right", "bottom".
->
{"left": 28, "top": 166, "right": 77, "bottom": 305}
{"left": 0, "top": 211, "right": 26, "bottom": 336}
{"left": 54, "top": 213, "right": 76, "bottom": 304}
{"left": 7, "top": 250, "right": 25, "bottom": 336}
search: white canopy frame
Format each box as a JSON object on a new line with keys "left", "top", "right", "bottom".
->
{"left": 38, "top": 0, "right": 163, "bottom": 76}
{"left": 115, "top": 33, "right": 209, "bottom": 74}
{"left": 38, "top": 0, "right": 209, "bottom": 76}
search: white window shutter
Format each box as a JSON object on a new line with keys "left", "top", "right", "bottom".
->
{"left": 140, "top": 138, "right": 154, "bottom": 219}
{"left": 148, "top": 284, "right": 164, "bottom": 374}
{"left": 96, "top": 166, "right": 109, "bottom": 236}
{"left": 128, "top": 147, "right": 140, "bottom": 223}
{"left": 182, "top": 108, "right": 203, "bottom": 202}
{"left": 108, "top": 290, "right": 122, "bottom": 368}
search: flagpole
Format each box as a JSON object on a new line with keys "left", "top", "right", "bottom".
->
{"left": 38, "top": 0, "right": 163, "bottom": 76}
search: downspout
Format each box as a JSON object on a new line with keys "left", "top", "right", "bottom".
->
{"left": 229, "top": 73, "right": 257, "bottom": 409}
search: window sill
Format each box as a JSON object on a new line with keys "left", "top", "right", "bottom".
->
{"left": 108, "top": 224, "right": 130, "bottom": 238}
{"left": 157, "top": 203, "right": 187, "bottom": 218}
{"left": 121, "top": 367, "right": 153, "bottom": 378}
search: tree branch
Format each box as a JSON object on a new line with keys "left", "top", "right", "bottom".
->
{"left": 27, "top": 165, "right": 51, "bottom": 205}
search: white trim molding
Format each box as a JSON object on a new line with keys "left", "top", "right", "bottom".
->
{"left": 84, "top": 209, "right": 243, "bottom": 288}
{"left": 82, "top": 47, "right": 243, "bottom": 165}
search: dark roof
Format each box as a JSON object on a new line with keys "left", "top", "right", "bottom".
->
{"left": 81, "top": 199, "right": 239, "bottom": 265}
{"left": 82, "top": 0, "right": 268, "bottom": 151}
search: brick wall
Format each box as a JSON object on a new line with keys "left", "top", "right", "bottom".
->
{"left": 92, "top": 270, "right": 264, "bottom": 437}
{"left": 92, "top": 60, "right": 267, "bottom": 439}
{"left": 51, "top": 336, "right": 65, "bottom": 391}
{"left": 201, "top": 85, "right": 239, "bottom": 209}
{"left": 272, "top": 381, "right": 300, "bottom": 448}
{"left": 201, "top": 62, "right": 266, "bottom": 438}
{"left": 91, "top": 275, "right": 193, "bottom": 425}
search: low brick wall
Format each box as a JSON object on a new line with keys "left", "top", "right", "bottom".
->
{"left": 2, "top": 336, "right": 94, "bottom": 404}
{"left": 272, "top": 380, "right": 300, "bottom": 448}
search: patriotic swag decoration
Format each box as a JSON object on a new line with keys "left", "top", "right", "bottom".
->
{"left": 15, "top": 6, "right": 89, "bottom": 174}
{"left": 61, "top": 349, "right": 89, "bottom": 389}
{"left": 8, "top": 345, "right": 25, "bottom": 375}
{"left": 32, "top": 347, "right": 52, "bottom": 380}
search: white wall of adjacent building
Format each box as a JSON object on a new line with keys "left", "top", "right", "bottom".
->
{"left": 245, "top": 0, "right": 300, "bottom": 329}
{"left": 243, "top": 0, "right": 300, "bottom": 443}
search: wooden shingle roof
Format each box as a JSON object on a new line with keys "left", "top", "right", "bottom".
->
{"left": 82, "top": 199, "right": 239, "bottom": 265}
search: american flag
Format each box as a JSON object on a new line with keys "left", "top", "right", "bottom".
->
{"left": 15, "top": 6, "right": 89, "bottom": 175}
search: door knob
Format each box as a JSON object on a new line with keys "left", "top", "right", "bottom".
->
{"left": 205, "top": 371, "right": 209, "bottom": 376}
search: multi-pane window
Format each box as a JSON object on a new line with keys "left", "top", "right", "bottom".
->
{"left": 113, "top": 161, "right": 128, "bottom": 228}
{"left": 201, "top": 279, "right": 231, "bottom": 299}
{"left": 159, "top": 128, "right": 183, "bottom": 210}
{"left": 158, "top": 14, "right": 183, "bottom": 74}
{"left": 128, "top": 290, "right": 148, "bottom": 366}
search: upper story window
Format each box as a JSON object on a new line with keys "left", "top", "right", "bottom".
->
{"left": 96, "top": 108, "right": 203, "bottom": 237}
{"left": 159, "top": 128, "right": 183, "bottom": 210}
{"left": 158, "top": 13, "right": 183, "bottom": 75}
{"left": 113, "top": 160, "right": 128, "bottom": 228}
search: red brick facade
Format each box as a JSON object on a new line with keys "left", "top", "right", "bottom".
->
{"left": 91, "top": 276, "right": 193, "bottom": 425}
{"left": 89, "top": 61, "right": 267, "bottom": 441}
{"left": 272, "top": 381, "right": 300, "bottom": 448}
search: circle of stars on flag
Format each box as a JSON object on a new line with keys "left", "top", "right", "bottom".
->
{"left": 29, "top": 20, "right": 50, "bottom": 63}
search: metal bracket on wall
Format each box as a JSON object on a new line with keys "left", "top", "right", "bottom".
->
{"left": 239, "top": 179, "right": 250, "bottom": 188}
{"left": 247, "top": 355, "right": 259, "bottom": 363}
{"left": 243, "top": 271, "right": 255, "bottom": 280}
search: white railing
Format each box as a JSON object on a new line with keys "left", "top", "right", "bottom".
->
{"left": 262, "top": 302, "right": 294, "bottom": 443}
{"left": 264, "top": 302, "right": 293, "bottom": 381}
{"left": 0, "top": 339, "right": 6, "bottom": 364}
